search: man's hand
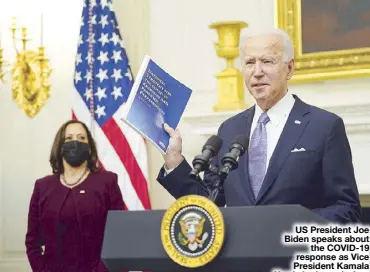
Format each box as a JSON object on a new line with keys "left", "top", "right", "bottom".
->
{"left": 163, "top": 123, "right": 184, "bottom": 169}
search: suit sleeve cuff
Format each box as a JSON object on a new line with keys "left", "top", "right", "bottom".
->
{"left": 157, "top": 159, "right": 192, "bottom": 186}
{"left": 163, "top": 156, "right": 185, "bottom": 176}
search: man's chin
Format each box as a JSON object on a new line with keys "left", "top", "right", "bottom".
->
{"left": 252, "top": 89, "right": 269, "bottom": 100}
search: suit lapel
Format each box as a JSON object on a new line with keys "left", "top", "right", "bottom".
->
{"left": 236, "top": 106, "right": 256, "bottom": 204}
{"left": 255, "top": 97, "right": 310, "bottom": 204}
{"left": 45, "top": 177, "right": 70, "bottom": 213}
{"left": 41, "top": 177, "right": 71, "bottom": 237}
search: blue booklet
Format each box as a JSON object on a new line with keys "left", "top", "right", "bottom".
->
{"left": 121, "top": 55, "right": 192, "bottom": 154}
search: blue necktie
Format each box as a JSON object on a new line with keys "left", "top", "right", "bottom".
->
{"left": 248, "top": 112, "right": 270, "bottom": 199}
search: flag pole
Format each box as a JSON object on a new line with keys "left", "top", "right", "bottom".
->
{"left": 88, "top": 0, "right": 95, "bottom": 136}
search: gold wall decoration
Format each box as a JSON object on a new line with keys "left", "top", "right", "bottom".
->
{"left": 0, "top": 48, "right": 7, "bottom": 83}
{"left": 209, "top": 21, "right": 248, "bottom": 112}
{"left": 275, "top": 0, "right": 370, "bottom": 83}
{"left": 0, "top": 17, "right": 52, "bottom": 118}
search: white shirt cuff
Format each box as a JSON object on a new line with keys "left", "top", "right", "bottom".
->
{"left": 163, "top": 165, "right": 175, "bottom": 176}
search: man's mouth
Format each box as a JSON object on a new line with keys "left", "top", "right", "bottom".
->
{"left": 252, "top": 83, "right": 269, "bottom": 87}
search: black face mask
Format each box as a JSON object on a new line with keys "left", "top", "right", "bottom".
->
{"left": 61, "top": 140, "right": 90, "bottom": 167}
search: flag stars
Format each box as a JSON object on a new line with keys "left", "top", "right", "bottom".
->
{"left": 100, "top": 15, "right": 109, "bottom": 28}
{"left": 91, "top": 0, "right": 97, "bottom": 7}
{"left": 112, "top": 69, "right": 123, "bottom": 82}
{"left": 96, "top": 69, "right": 108, "bottom": 82}
{"left": 108, "top": 1, "right": 114, "bottom": 11}
{"left": 86, "top": 33, "right": 96, "bottom": 44}
{"left": 84, "top": 70, "right": 92, "bottom": 83}
{"left": 125, "top": 69, "right": 133, "bottom": 81}
{"left": 111, "top": 86, "right": 123, "bottom": 100}
{"left": 74, "top": 71, "right": 82, "bottom": 83}
{"left": 95, "top": 87, "right": 107, "bottom": 101}
{"left": 111, "top": 33, "right": 121, "bottom": 45}
{"left": 99, "top": 33, "right": 110, "bottom": 47}
{"left": 119, "top": 39, "right": 125, "bottom": 49}
{"left": 75, "top": 53, "right": 82, "bottom": 65}
{"left": 86, "top": 52, "right": 94, "bottom": 65}
{"left": 78, "top": 34, "right": 83, "bottom": 46}
{"left": 76, "top": 1, "right": 136, "bottom": 123}
{"left": 97, "top": 51, "right": 109, "bottom": 65}
{"left": 112, "top": 50, "right": 122, "bottom": 63}
{"left": 101, "top": 0, "right": 109, "bottom": 9}
{"left": 91, "top": 15, "right": 97, "bottom": 25}
{"left": 95, "top": 105, "right": 106, "bottom": 118}
{"left": 111, "top": 19, "right": 115, "bottom": 26}
{"left": 84, "top": 88, "right": 93, "bottom": 101}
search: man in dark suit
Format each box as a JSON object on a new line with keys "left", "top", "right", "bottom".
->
{"left": 157, "top": 28, "right": 361, "bottom": 223}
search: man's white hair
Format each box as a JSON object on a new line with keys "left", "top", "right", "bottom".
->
{"left": 239, "top": 28, "right": 294, "bottom": 62}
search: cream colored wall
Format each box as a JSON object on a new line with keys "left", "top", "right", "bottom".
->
{"left": 0, "top": 0, "right": 83, "bottom": 270}
{"left": 0, "top": 0, "right": 369, "bottom": 271}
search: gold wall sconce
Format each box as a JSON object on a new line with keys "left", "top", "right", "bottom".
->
{"left": 0, "top": 47, "right": 7, "bottom": 83}
{"left": 209, "top": 21, "right": 248, "bottom": 112}
{"left": 0, "top": 16, "right": 52, "bottom": 118}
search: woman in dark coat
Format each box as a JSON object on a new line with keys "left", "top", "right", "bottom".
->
{"left": 25, "top": 120, "right": 125, "bottom": 271}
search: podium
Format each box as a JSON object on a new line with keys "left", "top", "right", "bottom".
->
{"left": 101, "top": 204, "right": 328, "bottom": 272}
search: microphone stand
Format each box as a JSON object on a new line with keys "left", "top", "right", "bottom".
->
{"left": 189, "top": 167, "right": 213, "bottom": 195}
{"left": 209, "top": 159, "right": 244, "bottom": 204}
{"left": 189, "top": 164, "right": 224, "bottom": 202}
{"left": 208, "top": 166, "right": 228, "bottom": 202}
{"left": 194, "top": 136, "right": 247, "bottom": 203}
{"left": 208, "top": 147, "right": 240, "bottom": 202}
{"left": 188, "top": 148, "right": 242, "bottom": 203}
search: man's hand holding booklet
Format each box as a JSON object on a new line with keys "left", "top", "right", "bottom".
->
{"left": 121, "top": 55, "right": 192, "bottom": 154}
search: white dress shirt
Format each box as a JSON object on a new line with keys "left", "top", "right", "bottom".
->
{"left": 250, "top": 93, "right": 295, "bottom": 170}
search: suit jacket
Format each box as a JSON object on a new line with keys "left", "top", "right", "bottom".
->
{"left": 25, "top": 170, "right": 125, "bottom": 272}
{"left": 157, "top": 95, "right": 361, "bottom": 223}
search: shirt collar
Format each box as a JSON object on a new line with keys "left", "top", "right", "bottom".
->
{"left": 254, "top": 93, "right": 295, "bottom": 126}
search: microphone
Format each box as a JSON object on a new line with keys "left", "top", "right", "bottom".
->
{"left": 219, "top": 135, "right": 249, "bottom": 178}
{"left": 189, "top": 135, "right": 223, "bottom": 178}
{"left": 208, "top": 135, "right": 248, "bottom": 202}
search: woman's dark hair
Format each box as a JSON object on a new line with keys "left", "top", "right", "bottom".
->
{"left": 49, "top": 120, "right": 101, "bottom": 174}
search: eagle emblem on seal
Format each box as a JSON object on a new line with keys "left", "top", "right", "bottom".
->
{"left": 178, "top": 212, "right": 209, "bottom": 251}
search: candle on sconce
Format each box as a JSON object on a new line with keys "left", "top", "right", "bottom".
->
{"left": 0, "top": 25, "right": 3, "bottom": 48}
{"left": 40, "top": 14, "right": 44, "bottom": 46}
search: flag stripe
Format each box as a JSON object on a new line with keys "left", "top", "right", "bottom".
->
{"left": 102, "top": 118, "right": 151, "bottom": 209}
{"left": 113, "top": 105, "right": 149, "bottom": 181}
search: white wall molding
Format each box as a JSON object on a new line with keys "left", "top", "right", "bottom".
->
{"left": 325, "top": 104, "right": 370, "bottom": 134}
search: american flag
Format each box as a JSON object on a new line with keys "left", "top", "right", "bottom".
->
{"left": 73, "top": 0, "right": 151, "bottom": 210}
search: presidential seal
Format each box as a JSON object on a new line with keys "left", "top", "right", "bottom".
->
{"left": 160, "top": 195, "right": 225, "bottom": 268}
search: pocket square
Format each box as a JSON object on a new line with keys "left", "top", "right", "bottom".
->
{"left": 291, "top": 147, "right": 306, "bottom": 152}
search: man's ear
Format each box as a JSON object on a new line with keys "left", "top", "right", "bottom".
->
{"left": 286, "top": 59, "right": 295, "bottom": 80}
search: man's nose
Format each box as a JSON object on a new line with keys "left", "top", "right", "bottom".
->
{"left": 253, "top": 62, "right": 264, "bottom": 77}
